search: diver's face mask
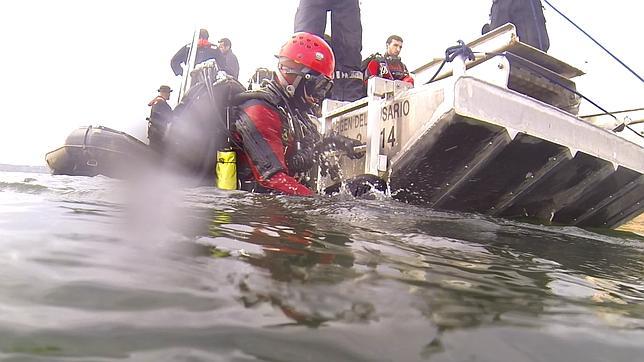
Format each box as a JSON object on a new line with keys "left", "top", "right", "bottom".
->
{"left": 278, "top": 61, "right": 333, "bottom": 105}
{"left": 302, "top": 71, "right": 333, "bottom": 104}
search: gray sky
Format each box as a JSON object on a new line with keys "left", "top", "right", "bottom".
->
{"left": 1, "top": 0, "right": 642, "bottom": 166}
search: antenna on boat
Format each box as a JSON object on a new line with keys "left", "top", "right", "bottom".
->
{"left": 177, "top": 29, "right": 202, "bottom": 103}
{"left": 542, "top": 0, "right": 643, "bottom": 83}
{"left": 540, "top": 1, "right": 643, "bottom": 138}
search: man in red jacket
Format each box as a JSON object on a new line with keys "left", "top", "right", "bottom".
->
{"left": 233, "top": 32, "right": 336, "bottom": 196}
{"left": 364, "top": 35, "right": 414, "bottom": 86}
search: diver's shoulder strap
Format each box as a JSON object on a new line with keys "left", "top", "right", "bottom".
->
{"left": 231, "top": 88, "right": 282, "bottom": 108}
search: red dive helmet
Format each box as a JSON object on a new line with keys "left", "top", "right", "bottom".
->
{"left": 278, "top": 32, "right": 335, "bottom": 78}
{"left": 277, "top": 32, "right": 335, "bottom": 102}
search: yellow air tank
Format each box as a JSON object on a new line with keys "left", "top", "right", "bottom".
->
{"left": 216, "top": 149, "right": 237, "bottom": 190}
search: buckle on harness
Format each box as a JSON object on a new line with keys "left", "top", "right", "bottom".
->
{"left": 334, "top": 71, "right": 364, "bottom": 81}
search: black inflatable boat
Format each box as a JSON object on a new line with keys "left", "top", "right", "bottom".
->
{"left": 45, "top": 126, "right": 154, "bottom": 178}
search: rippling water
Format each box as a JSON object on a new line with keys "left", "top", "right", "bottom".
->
{"left": 1, "top": 170, "right": 643, "bottom": 361}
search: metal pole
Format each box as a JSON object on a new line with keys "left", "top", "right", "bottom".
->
{"left": 178, "top": 30, "right": 202, "bottom": 102}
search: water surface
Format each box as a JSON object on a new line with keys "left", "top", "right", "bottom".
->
{"left": 1, "top": 171, "right": 643, "bottom": 361}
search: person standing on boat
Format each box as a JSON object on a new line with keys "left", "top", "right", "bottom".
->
{"left": 232, "top": 32, "right": 337, "bottom": 196}
{"left": 364, "top": 35, "right": 414, "bottom": 86}
{"left": 170, "top": 29, "right": 223, "bottom": 76}
{"left": 217, "top": 38, "right": 240, "bottom": 80}
{"left": 294, "top": 0, "right": 364, "bottom": 102}
{"left": 147, "top": 85, "right": 173, "bottom": 153}
{"left": 482, "top": 0, "right": 550, "bottom": 52}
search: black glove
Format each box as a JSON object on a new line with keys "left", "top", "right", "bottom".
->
{"left": 339, "top": 135, "right": 365, "bottom": 159}
{"left": 300, "top": 131, "right": 320, "bottom": 150}
{"left": 287, "top": 146, "right": 315, "bottom": 173}
{"left": 319, "top": 132, "right": 365, "bottom": 159}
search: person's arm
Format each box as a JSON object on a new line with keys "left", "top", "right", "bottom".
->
{"left": 170, "top": 45, "right": 189, "bottom": 76}
{"left": 401, "top": 63, "right": 414, "bottom": 86}
{"left": 402, "top": 75, "right": 414, "bottom": 86}
{"left": 230, "top": 54, "right": 240, "bottom": 80}
{"left": 365, "top": 59, "right": 381, "bottom": 80}
{"left": 237, "top": 102, "right": 314, "bottom": 196}
{"left": 259, "top": 171, "right": 314, "bottom": 196}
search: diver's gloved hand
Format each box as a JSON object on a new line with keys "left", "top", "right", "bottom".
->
{"left": 340, "top": 136, "right": 366, "bottom": 159}
{"left": 287, "top": 146, "right": 316, "bottom": 173}
{"left": 301, "top": 132, "right": 320, "bottom": 150}
{"left": 319, "top": 131, "right": 365, "bottom": 159}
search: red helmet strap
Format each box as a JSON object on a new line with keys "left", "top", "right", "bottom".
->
{"left": 275, "top": 67, "right": 300, "bottom": 98}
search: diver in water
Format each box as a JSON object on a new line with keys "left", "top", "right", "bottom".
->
{"left": 232, "top": 32, "right": 363, "bottom": 196}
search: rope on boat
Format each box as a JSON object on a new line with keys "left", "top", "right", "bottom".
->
{"left": 423, "top": 42, "right": 643, "bottom": 138}
{"left": 422, "top": 39, "right": 643, "bottom": 138}
{"left": 424, "top": 40, "right": 475, "bottom": 85}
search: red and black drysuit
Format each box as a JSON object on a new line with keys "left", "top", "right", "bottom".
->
{"left": 233, "top": 83, "right": 317, "bottom": 196}
{"left": 364, "top": 54, "right": 414, "bottom": 86}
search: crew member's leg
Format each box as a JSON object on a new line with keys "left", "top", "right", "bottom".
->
{"left": 490, "top": 0, "right": 549, "bottom": 52}
{"left": 294, "top": 0, "right": 329, "bottom": 35}
{"left": 330, "top": 0, "right": 363, "bottom": 102}
{"left": 520, "top": 0, "right": 549, "bottom": 51}
{"left": 148, "top": 125, "right": 163, "bottom": 153}
{"left": 489, "top": 0, "right": 512, "bottom": 30}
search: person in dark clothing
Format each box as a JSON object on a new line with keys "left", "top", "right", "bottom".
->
{"left": 483, "top": 0, "right": 550, "bottom": 52}
{"left": 170, "top": 28, "right": 223, "bottom": 76}
{"left": 294, "top": 0, "right": 364, "bottom": 102}
{"left": 364, "top": 35, "right": 414, "bottom": 86}
{"left": 217, "top": 38, "right": 240, "bottom": 80}
{"left": 147, "top": 85, "right": 173, "bottom": 153}
{"left": 233, "top": 32, "right": 356, "bottom": 196}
